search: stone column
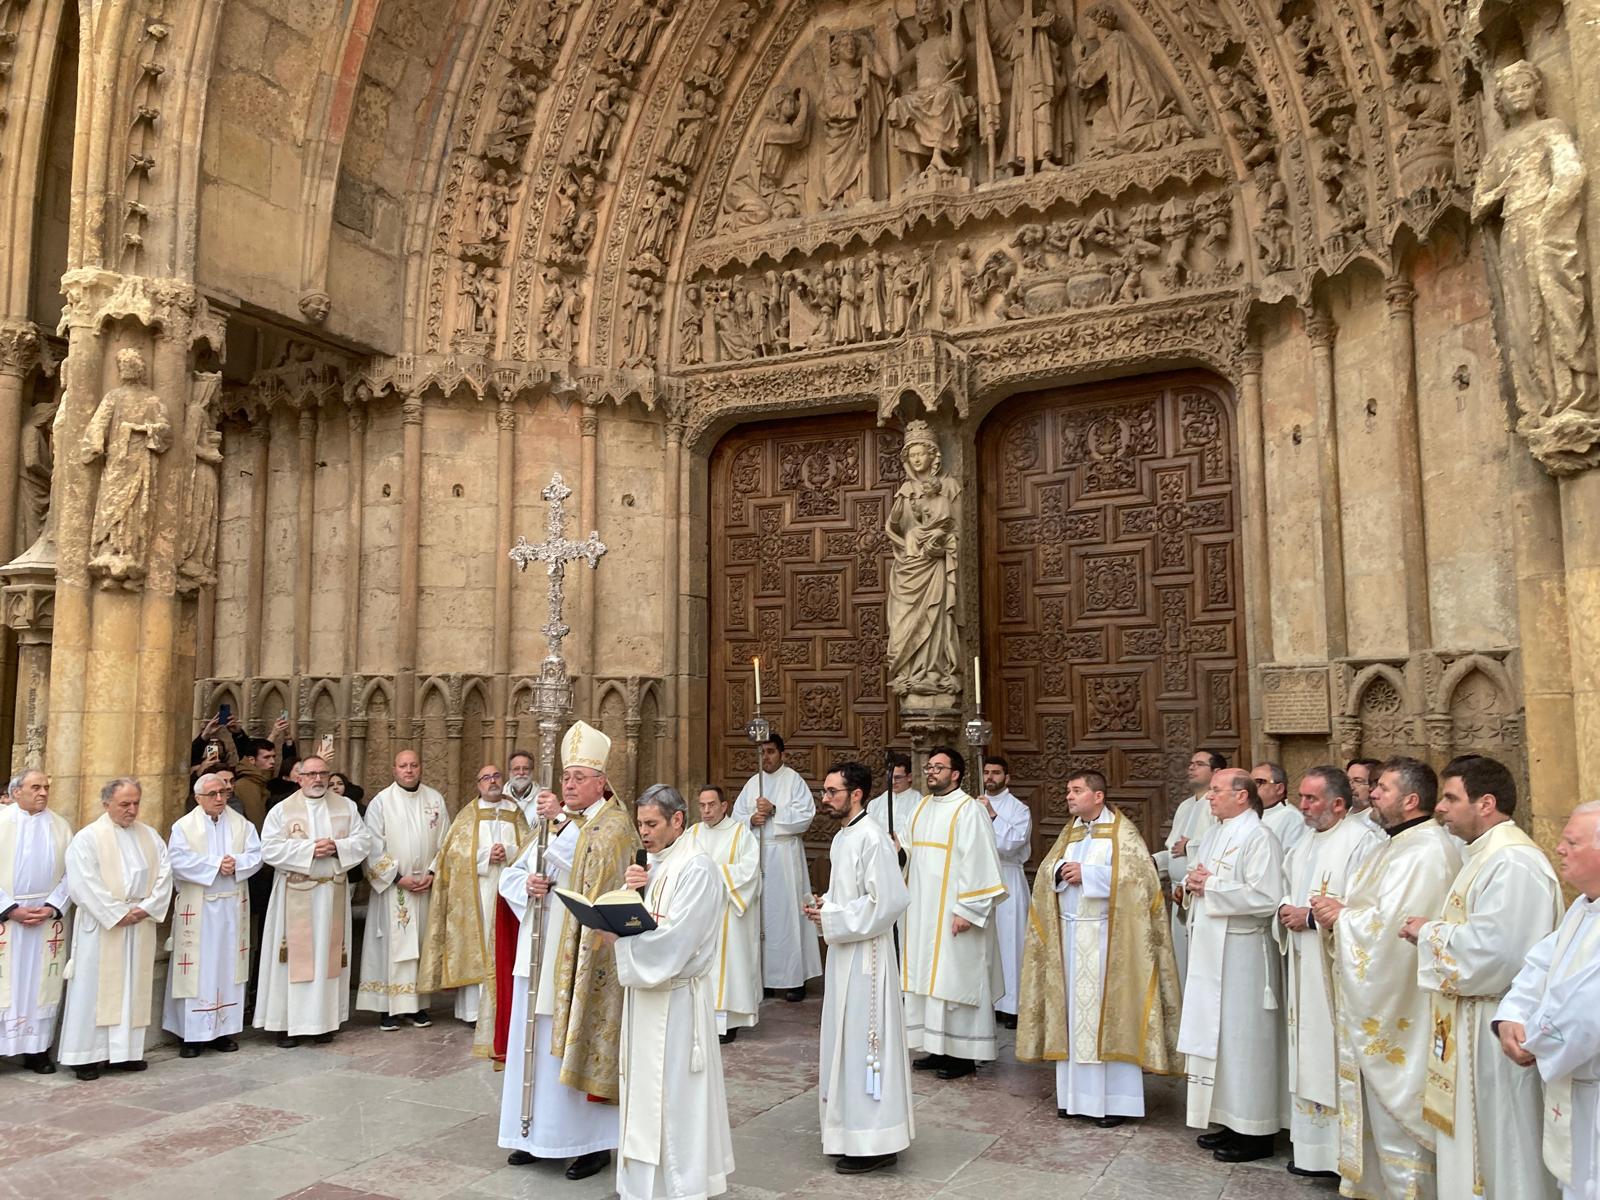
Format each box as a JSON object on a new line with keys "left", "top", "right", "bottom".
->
{"left": 446, "top": 716, "right": 464, "bottom": 816}
{"left": 243, "top": 421, "right": 271, "bottom": 686}
{"left": 292, "top": 403, "right": 318, "bottom": 718}
{"left": 578, "top": 396, "right": 600, "bottom": 717}
{"left": 1236, "top": 347, "right": 1272, "bottom": 758}
{"left": 1307, "top": 311, "right": 1349, "bottom": 660}
{"left": 663, "top": 408, "right": 684, "bottom": 780}
{"left": 1384, "top": 275, "right": 1433, "bottom": 651}
{"left": 492, "top": 395, "right": 516, "bottom": 760}
{"left": 1560, "top": 470, "right": 1600, "bottom": 798}
{"left": 343, "top": 400, "right": 366, "bottom": 763}
{"left": 1, "top": 573, "right": 53, "bottom": 773}
{"left": 396, "top": 394, "right": 424, "bottom": 746}
{"left": 0, "top": 323, "right": 50, "bottom": 770}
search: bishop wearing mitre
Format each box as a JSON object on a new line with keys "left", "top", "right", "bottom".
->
{"left": 0, "top": 770, "right": 71, "bottom": 1074}
{"left": 417, "top": 762, "right": 529, "bottom": 1056}
{"left": 164, "top": 772, "right": 263, "bottom": 1056}
{"left": 1017, "top": 770, "right": 1182, "bottom": 1127}
{"left": 498, "top": 720, "right": 638, "bottom": 1182}
{"left": 58, "top": 778, "right": 173, "bottom": 1080}
{"left": 733, "top": 731, "right": 820, "bottom": 1001}
{"left": 686, "top": 785, "right": 760, "bottom": 1043}
{"left": 254, "top": 755, "right": 373, "bottom": 1046}
{"left": 1406, "top": 755, "right": 1562, "bottom": 1199}
{"left": 1273, "top": 766, "right": 1382, "bottom": 1179}
{"left": 901, "top": 746, "right": 1007, "bottom": 1080}
{"left": 359, "top": 749, "right": 449, "bottom": 1028}
{"left": 1312, "top": 756, "right": 1460, "bottom": 1200}
{"left": 1496, "top": 802, "right": 1600, "bottom": 1200}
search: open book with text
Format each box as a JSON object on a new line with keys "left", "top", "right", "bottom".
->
{"left": 554, "top": 887, "right": 658, "bottom": 936}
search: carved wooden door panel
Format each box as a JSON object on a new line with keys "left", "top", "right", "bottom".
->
{"left": 708, "top": 415, "right": 904, "bottom": 886}
{"left": 980, "top": 375, "right": 1244, "bottom": 864}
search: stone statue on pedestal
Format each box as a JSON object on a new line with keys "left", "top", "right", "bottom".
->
{"left": 886, "top": 420, "right": 961, "bottom": 707}
{"left": 80, "top": 348, "right": 172, "bottom": 589}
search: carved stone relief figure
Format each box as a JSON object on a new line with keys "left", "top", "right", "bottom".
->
{"left": 883, "top": 0, "right": 977, "bottom": 182}
{"left": 721, "top": 86, "right": 812, "bottom": 229}
{"left": 886, "top": 419, "right": 961, "bottom": 708}
{"left": 820, "top": 29, "right": 890, "bottom": 209}
{"left": 1168, "top": 0, "right": 1233, "bottom": 59}
{"left": 622, "top": 271, "right": 662, "bottom": 367}
{"left": 461, "top": 262, "right": 499, "bottom": 335}
{"left": 1214, "top": 63, "right": 1274, "bottom": 169}
{"left": 999, "top": 0, "right": 1073, "bottom": 175}
{"left": 662, "top": 84, "right": 717, "bottom": 173}
{"left": 19, "top": 393, "right": 59, "bottom": 548}
{"left": 607, "top": 0, "right": 674, "bottom": 73}
{"left": 1317, "top": 112, "right": 1368, "bottom": 236}
{"left": 475, "top": 167, "right": 513, "bottom": 243}
{"left": 678, "top": 283, "right": 704, "bottom": 365}
{"left": 1073, "top": 2, "right": 1196, "bottom": 156}
{"left": 539, "top": 266, "right": 582, "bottom": 359}
{"left": 80, "top": 348, "right": 172, "bottom": 589}
{"left": 1251, "top": 159, "right": 1294, "bottom": 271}
{"left": 1472, "top": 61, "right": 1600, "bottom": 473}
{"left": 579, "top": 79, "right": 626, "bottom": 165}
{"left": 178, "top": 372, "right": 223, "bottom": 591}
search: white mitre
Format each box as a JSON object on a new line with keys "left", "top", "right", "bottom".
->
{"left": 561, "top": 719, "right": 611, "bottom": 774}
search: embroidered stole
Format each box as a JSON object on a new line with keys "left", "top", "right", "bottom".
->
{"left": 279, "top": 795, "right": 351, "bottom": 984}
{"left": 170, "top": 807, "right": 250, "bottom": 1000}
{"left": 0, "top": 810, "right": 69, "bottom": 1008}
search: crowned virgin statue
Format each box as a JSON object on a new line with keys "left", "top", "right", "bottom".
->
{"left": 886, "top": 421, "right": 961, "bottom": 706}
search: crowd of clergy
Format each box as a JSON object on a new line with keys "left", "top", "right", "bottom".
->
{"left": 1, "top": 715, "right": 1597, "bottom": 1200}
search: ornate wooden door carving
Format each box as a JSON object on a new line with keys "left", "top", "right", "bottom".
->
{"left": 980, "top": 375, "right": 1244, "bottom": 864}
{"left": 708, "top": 414, "right": 904, "bottom": 884}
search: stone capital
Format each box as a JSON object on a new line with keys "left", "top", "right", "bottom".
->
{"left": 402, "top": 397, "right": 424, "bottom": 426}
{"left": 1305, "top": 313, "right": 1338, "bottom": 349}
{"left": 496, "top": 397, "right": 516, "bottom": 432}
{"left": 1384, "top": 276, "right": 1417, "bottom": 314}
{"left": 0, "top": 322, "right": 51, "bottom": 379}
{"left": 56, "top": 270, "right": 226, "bottom": 356}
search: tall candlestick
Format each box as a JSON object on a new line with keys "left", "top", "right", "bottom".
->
{"left": 753, "top": 656, "right": 762, "bottom": 708}
{"left": 973, "top": 655, "right": 981, "bottom": 709}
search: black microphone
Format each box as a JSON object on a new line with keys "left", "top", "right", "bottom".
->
{"left": 634, "top": 848, "right": 648, "bottom": 895}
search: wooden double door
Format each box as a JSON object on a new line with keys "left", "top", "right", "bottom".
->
{"left": 706, "top": 374, "right": 1244, "bottom": 873}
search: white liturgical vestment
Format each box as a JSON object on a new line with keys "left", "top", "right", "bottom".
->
{"left": 866, "top": 788, "right": 921, "bottom": 840}
{"left": 733, "top": 765, "right": 820, "bottom": 989}
{"left": 163, "top": 806, "right": 263, "bottom": 1042}
{"left": 614, "top": 835, "right": 734, "bottom": 1200}
{"left": 985, "top": 788, "right": 1031, "bottom": 1017}
{"left": 1260, "top": 801, "right": 1309, "bottom": 855}
{"left": 0, "top": 803, "right": 71, "bottom": 1055}
{"left": 1496, "top": 894, "right": 1600, "bottom": 1200}
{"left": 818, "top": 811, "right": 913, "bottom": 1156}
{"left": 1160, "top": 793, "right": 1215, "bottom": 981}
{"left": 685, "top": 817, "right": 761, "bottom": 1034}
{"left": 358, "top": 782, "right": 449, "bottom": 1014}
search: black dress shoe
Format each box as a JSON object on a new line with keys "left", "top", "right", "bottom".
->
{"left": 835, "top": 1153, "right": 898, "bottom": 1174}
{"left": 994, "top": 1012, "right": 1018, "bottom": 1029}
{"left": 936, "top": 1058, "right": 976, "bottom": 1080}
{"left": 409, "top": 1010, "right": 432, "bottom": 1028}
{"left": 1196, "top": 1128, "right": 1234, "bottom": 1150}
{"left": 74, "top": 1063, "right": 102, "bottom": 1081}
{"left": 565, "top": 1150, "right": 610, "bottom": 1180}
{"left": 1214, "top": 1135, "right": 1275, "bottom": 1164}
{"left": 507, "top": 1150, "right": 541, "bottom": 1166}
{"left": 718, "top": 1029, "right": 737, "bottom": 1045}
{"left": 1095, "top": 1116, "right": 1127, "bottom": 1128}
{"left": 784, "top": 986, "right": 806, "bottom": 1002}
{"left": 213, "top": 1036, "right": 239, "bottom": 1053}
{"left": 276, "top": 1033, "right": 302, "bottom": 1049}
{"left": 1057, "top": 1108, "right": 1070, "bottom": 1119}
{"left": 1286, "top": 1161, "right": 1340, "bottom": 1179}
{"left": 311, "top": 1032, "right": 334, "bottom": 1044}
{"left": 111, "top": 1060, "right": 148, "bottom": 1072}
{"left": 179, "top": 1043, "right": 201, "bottom": 1059}
{"left": 22, "top": 1052, "right": 55, "bottom": 1075}
{"left": 912, "top": 1053, "right": 945, "bottom": 1072}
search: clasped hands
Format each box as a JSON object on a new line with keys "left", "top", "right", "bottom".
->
{"left": 1183, "top": 864, "right": 1213, "bottom": 897}
{"left": 1056, "top": 860, "right": 1083, "bottom": 886}
{"left": 398, "top": 872, "right": 435, "bottom": 893}
{"left": 8, "top": 904, "right": 55, "bottom": 927}
{"left": 114, "top": 906, "right": 151, "bottom": 927}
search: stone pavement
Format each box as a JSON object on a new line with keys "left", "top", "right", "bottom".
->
{"left": 0, "top": 996, "right": 1334, "bottom": 1200}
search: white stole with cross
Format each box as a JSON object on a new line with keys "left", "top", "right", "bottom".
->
{"left": 0, "top": 805, "right": 71, "bottom": 1008}
{"left": 169, "top": 806, "right": 252, "bottom": 1000}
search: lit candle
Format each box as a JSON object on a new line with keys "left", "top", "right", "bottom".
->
{"left": 753, "top": 656, "right": 762, "bottom": 708}
{"left": 973, "top": 655, "right": 981, "bottom": 709}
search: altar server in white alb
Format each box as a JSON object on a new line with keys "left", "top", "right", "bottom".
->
{"left": 1496, "top": 801, "right": 1600, "bottom": 1200}
{"left": 164, "top": 772, "right": 263, "bottom": 1057}
{"left": 609, "top": 784, "right": 734, "bottom": 1200}
{"left": 1159, "top": 749, "right": 1223, "bottom": 980}
{"left": 0, "top": 770, "right": 71, "bottom": 1074}
{"left": 1252, "top": 761, "right": 1307, "bottom": 854}
{"left": 687, "top": 785, "right": 761, "bottom": 1043}
{"left": 255, "top": 755, "right": 372, "bottom": 1046}
{"left": 1404, "top": 754, "right": 1562, "bottom": 1199}
{"left": 806, "top": 762, "right": 912, "bottom": 1175}
{"left": 733, "top": 732, "right": 820, "bottom": 1000}
{"left": 58, "top": 778, "right": 172, "bottom": 1080}
{"left": 977, "top": 755, "right": 1031, "bottom": 1029}
{"left": 1178, "top": 768, "right": 1285, "bottom": 1164}
{"left": 866, "top": 751, "right": 920, "bottom": 843}
{"left": 359, "top": 749, "right": 449, "bottom": 1028}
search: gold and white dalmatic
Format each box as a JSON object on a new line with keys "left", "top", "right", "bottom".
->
{"left": 987, "top": 788, "right": 1032, "bottom": 1018}
{"left": 1177, "top": 808, "right": 1285, "bottom": 1136}
{"left": 901, "top": 792, "right": 1007, "bottom": 1061}
{"left": 254, "top": 790, "right": 372, "bottom": 1037}
{"left": 685, "top": 816, "right": 761, "bottom": 1035}
{"left": 614, "top": 836, "right": 734, "bottom": 1200}
{"left": 358, "top": 782, "right": 449, "bottom": 1014}
{"left": 58, "top": 815, "right": 172, "bottom": 1066}
{"left": 817, "top": 812, "right": 912, "bottom": 1157}
{"left": 1275, "top": 815, "right": 1383, "bottom": 1173}
{"left": 733, "top": 764, "right": 820, "bottom": 989}
{"left": 1329, "top": 817, "right": 1461, "bottom": 1200}
{"left": 1159, "top": 792, "right": 1215, "bottom": 981}
{"left": 163, "top": 805, "right": 263, "bottom": 1041}
{"left": 0, "top": 803, "right": 72, "bottom": 1055}
{"left": 1496, "top": 894, "right": 1600, "bottom": 1200}
{"left": 1415, "top": 821, "right": 1562, "bottom": 1199}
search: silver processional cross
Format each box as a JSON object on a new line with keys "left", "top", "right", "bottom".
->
{"left": 508, "top": 473, "right": 607, "bottom": 785}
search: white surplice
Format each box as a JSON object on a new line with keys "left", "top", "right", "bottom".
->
{"left": 818, "top": 811, "right": 913, "bottom": 1157}
{"left": 0, "top": 804, "right": 71, "bottom": 1055}
{"left": 985, "top": 789, "right": 1032, "bottom": 1017}
{"left": 1496, "top": 894, "right": 1600, "bottom": 1200}
{"left": 1042, "top": 808, "right": 1147, "bottom": 1118}
{"left": 865, "top": 788, "right": 921, "bottom": 840}
{"left": 685, "top": 817, "right": 761, "bottom": 1034}
{"left": 254, "top": 791, "right": 371, "bottom": 1037}
{"left": 1261, "top": 801, "right": 1309, "bottom": 855}
{"left": 162, "top": 807, "right": 263, "bottom": 1041}
{"left": 1159, "top": 793, "right": 1215, "bottom": 982}
{"left": 358, "top": 782, "right": 449, "bottom": 1014}
{"left": 1178, "top": 808, "right": 1285, "bottom": 1135}
{"left": 58, "top": 819, "right": 172, "bottom": 1066}
{"left": 1275, "top": 816, "right": 1384, "bottom": 1171}
{"left": 614, "top": 836, "right": 734, "bottom": 1200}
{"left": 498, "top": 817, "right": 618, "bottom": 1158}
{"left": 1415, "top": 822, "right": 1562, "bottom": 1200}
{"left": 901, "top": 791, "right": 1006, "bottom": 1061}
{"left": 733, "top": 765, "right": 820, "bottom": 989}
{"left": 449, "top": 797, "right": 524, "bottom": 1023}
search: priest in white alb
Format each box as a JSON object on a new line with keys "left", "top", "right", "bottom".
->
{"left": 0, "top": 769, "right": 71, "bottom": 1074}
{"left": 255, "top": 754, "right": 372, "bottom": 1046}
{"left": 1496, "top": 802, "right": 1600, "bottom": 1200}
{"left": 359, "top": 749, "right": 449, "bottom": 1028}
{"left": 1274, "top": 765, "right": 1383, "bottom": 1180}
{"left": 1253, "top": 761, "right": 1308, "bottom": 854}
{"left": 1017, "top": 770, "right": 1183, "bottom": 1127}
{"left": 58, "top": 778, "right": 172, "bottom": 1081}
{"left": 686, "top": 785, "right": 760, "bottom": 1043}
{"left": 1179, "top": 767, "right": 1285, "bottom": 1163}
{"left": 805, "top": 762, "right": 912, "bottom": 1175}
{"left": 610, "top": 784, "right": 734, "bottom": 1200}
{"left": 1312, "top": 756, "right": 1461, "bottom": 1200}
{"left": 1403, "top": 754, "right": 1562, "bottom": 1199}
{"left": 902, "top": 746, "right": 1006, "bottom": 1080}
{"left": 1158, "top": 749, "right": 1223, "bottom": 980}
{"left": 164, "top": 772, "right": 262, "bottom": 1056}
{"left": 866, "top": 751, "right": 920, "bottom": 844}
{"left": 977, "top": 754, "right": 1031, "bottom": 1029}
{"left": 733, "top": 731, "right": 820, "bottom": 1001}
